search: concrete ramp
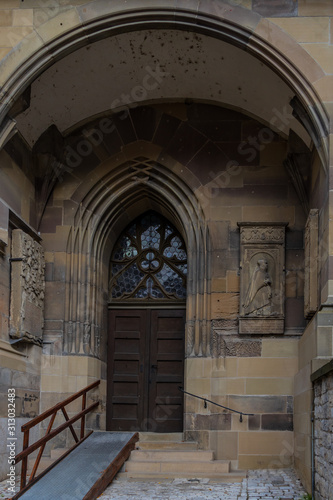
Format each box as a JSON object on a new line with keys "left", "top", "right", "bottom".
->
{"left": 16, "top": 431, "right": 138, "bottom": 500}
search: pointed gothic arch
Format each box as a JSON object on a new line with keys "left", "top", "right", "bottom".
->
{"left": 63, "top": 157, "right": 211, "bottom": 359}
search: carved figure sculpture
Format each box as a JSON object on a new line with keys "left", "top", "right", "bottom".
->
{"left": 243, "top": 259, "right": 272, "bottom": 316}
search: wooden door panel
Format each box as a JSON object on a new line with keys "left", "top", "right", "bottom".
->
{"left": 149, "top": 309, "right": 185, "bottom": 432}
{"left": 157, "top": 339, "right": 184, "bottom": 355}
{"left": 114, "top": 360, "right": 139, "bottom": 375}
{"left": 107, "top": 310, "right": 148, "bottom": 431}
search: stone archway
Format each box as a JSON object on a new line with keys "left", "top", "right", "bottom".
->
{"left": 62, "top": 156, "right": 211, "bottom": 361}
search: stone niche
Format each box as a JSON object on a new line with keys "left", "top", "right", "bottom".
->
{"left": 238, "top": 223, "right": 287, "bottom": 334}
{"left": 10, "top": 229, "right": 45, "bottom": 346}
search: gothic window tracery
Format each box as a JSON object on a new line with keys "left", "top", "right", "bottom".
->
{"left": 110, "top": 212, "right": 187, "bottom": 301}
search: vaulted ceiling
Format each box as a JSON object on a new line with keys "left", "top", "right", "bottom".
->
{"left": 14, "top": 29, "right": 310, "bottom": 148}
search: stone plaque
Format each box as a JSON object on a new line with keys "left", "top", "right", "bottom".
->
{"left": 10, "top": 229, "right": 45, "bottom": 346}
{"left": 304, "top": 209, "right": 319, "bottom": 318}
{"left": 238, "top": 223, "right": 287, "bottom": 334}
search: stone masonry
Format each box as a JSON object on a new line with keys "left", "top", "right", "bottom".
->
{"left": 313, "top": 365, "right": 333, "bottom": 500}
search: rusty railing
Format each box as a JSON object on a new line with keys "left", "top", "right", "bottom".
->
{"left": 15, "top": 380, "right": 100, "bottom": 495}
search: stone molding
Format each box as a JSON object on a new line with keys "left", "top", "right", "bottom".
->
{"left": 239, "top": 224, "right": 285, "bottom": 244}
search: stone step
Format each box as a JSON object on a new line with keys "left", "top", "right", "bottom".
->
{"left": 138, "top": 432, "right": 183, "bottom": 442}
{"left": 27, "top": 456, "right": 55, "bottom": 476}
{"left": 137, "top": 440, "right": 198, "bottom": 450}
{"left": 123, "top": 433, "right": 233, "bottom": 480}
{"left": 27, "top": 448, "right": 69, "bottom": 476}
{"left": 130, "top": 449, "right": 214, "bottom": 462}
{"left": 50, "top": 448, "right": 69, "bottom": 460}
{"left": 116, "top": 470, "right": 246, "bottom": 482}
{"left": 123, "top": 459, "right": 230, "bottom": 475}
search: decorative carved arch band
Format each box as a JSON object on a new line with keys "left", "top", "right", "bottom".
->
{"left": 63, "top": 158, "right": 210, "bottom": 359}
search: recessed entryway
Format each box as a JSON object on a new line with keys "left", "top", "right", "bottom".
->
{"left": 107, "top": 308, "right": 185, "bottom": 432}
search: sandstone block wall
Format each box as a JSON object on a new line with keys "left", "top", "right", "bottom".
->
{"left": 185, "top": 338, "right": 298, "bottom": 470}
{"left": 312, "top": 363, "right": 333, "bottom": 500}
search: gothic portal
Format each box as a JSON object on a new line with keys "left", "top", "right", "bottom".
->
{"left": 107, "top": 212, "right": 187, "bottom": 432}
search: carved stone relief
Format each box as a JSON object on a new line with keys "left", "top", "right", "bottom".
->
{"left": 238, "top": 223, "right": 287, "bottom": 334}
{"left": 0, "top": 200, "right": 8, "bottom": 256}
{"left": 211, "top": 322, "right": 262, "bottom": 357}
{"left": 304, "top": 209, "right": 319, "bottom": 318}
{"left": 10, "top": 229, "right": 45, "bottom": 346}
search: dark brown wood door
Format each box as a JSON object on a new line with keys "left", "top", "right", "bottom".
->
{"left": 107, "top": 309, "right": 185, "bottom": 432}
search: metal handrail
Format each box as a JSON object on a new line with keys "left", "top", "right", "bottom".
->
{"left": 179, "top": 387, "right": 254, "bottom": 422}
{"left": 15, "top": 380, "right": 100, "bottom": 496}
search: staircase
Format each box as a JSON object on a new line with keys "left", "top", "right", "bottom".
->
{"left": 119, "top": 432, "right": 246, "bottom": 482}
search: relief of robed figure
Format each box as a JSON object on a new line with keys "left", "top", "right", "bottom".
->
{"left": 243, "top": 258, "right": 272, "bottom": 316}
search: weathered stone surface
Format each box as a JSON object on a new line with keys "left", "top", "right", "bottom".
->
{"left": 223, "top": 338, "right": 262, "bottom": 357}
{"left": 211, "top": 319, "right": 238, "bottom": 332}
{"left": 211, "top": 293, "right": 239, "bottom": 319}
{"left": 185, "top": 413, "right": 231, "bottom": 431}
{"left": 239, "top": 317, "right": 284, "bottom": 334}
{"left": 184, "top": 430, "right": 209, "bottom": 450}
{"left": 9, "top": 229, "right": 45, "bottom": 345}
{"left": 211, "top": 332, "right": 262, "bottom": 357}
{"left": 253, "top": 0, "right": 298, "bottom": 17}
{"left": 304, "top": 209, "right": 319, "bottom": 318}
{"left": 228, "top": 395, "right": 288, "bottom": 414}
{"left": 313, "top": 370, "right": 333, "bottom": 500}
{"left": 248, "top": 414, "right": 261, "bottom": 430}
{"left": 6, "top": 387, "right": 40, "bottom": 418}
{"left": 261, "top": 413, "right": 293, "bottom": 431}
{"left": 0, "top": 200, "right": 8, "bottom": 252}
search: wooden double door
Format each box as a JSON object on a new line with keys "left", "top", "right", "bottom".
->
{"left": 107, "top": 308, "right": 185, "bottom": 432}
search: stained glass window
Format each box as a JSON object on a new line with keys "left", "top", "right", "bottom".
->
{"left": 110, "top": 212, "right": 187, "bottom": 301}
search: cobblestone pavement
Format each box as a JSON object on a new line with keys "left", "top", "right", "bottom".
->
{"left": 100, "top": 469, "right": 307, "bottom": 499}
{"left": 0, "top": 469, "right": 307, "bottom": 499}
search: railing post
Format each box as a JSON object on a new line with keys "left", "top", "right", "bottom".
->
{"left": 20, "top": 429, "right": 29, "bottom": 490}
{"left": 81, "top": 392, "right": 86, "bottom": 439}
{"left": 29, "top": 411, "right": 57, "bottom": 482}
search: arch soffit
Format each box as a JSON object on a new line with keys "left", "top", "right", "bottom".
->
{"left": 0, "top": 1, "right": 329, "bottom": 165}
